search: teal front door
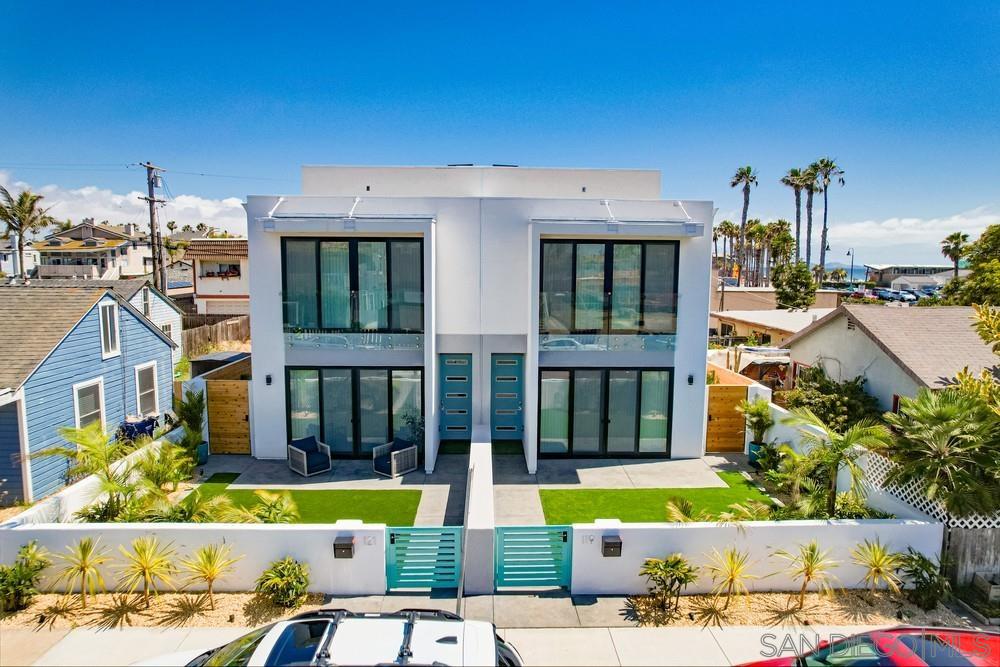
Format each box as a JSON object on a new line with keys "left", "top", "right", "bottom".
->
{"left": 491, "top": 353, "right": 524, "bottom": 440}
{"left": 439, "top": 354, "right": 472, "bottom": 439}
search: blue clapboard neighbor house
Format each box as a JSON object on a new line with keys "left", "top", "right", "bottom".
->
{"left": 0, "top": 286, "right": 176, "bottom": 504}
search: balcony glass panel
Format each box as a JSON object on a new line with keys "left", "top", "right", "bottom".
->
{"left": 538, "top": 333, "right": 675, "bottom": 353}
{"left": 284, "top": 331, "right": 423, "bottom": 350}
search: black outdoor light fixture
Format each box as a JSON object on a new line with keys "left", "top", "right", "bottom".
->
{"left": 266, "top": 374, "right": 272, "bottom": 386}
{"left": 687, "top": 374, "right": 694, "bottom": 386}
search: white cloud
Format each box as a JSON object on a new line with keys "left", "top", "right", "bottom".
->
{"left": 0, "top": 171, "right": 247, "bottom": 237}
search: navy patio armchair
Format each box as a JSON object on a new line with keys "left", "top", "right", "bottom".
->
{"left": 373, "top": 437, "right": 418, "bottom": 478}
{"left": 288, "top": 435, "right": 332, "bottom": 477}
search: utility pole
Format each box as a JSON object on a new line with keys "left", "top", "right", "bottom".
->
{"left": 139, "top": 162, "right": 167, "bottom": 291}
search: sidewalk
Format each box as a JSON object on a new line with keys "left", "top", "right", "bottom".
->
{"left": 21, "top": 624, "right": 885, "bottom": 666}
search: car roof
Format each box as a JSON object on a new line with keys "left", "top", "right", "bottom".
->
{"left": 250, "top": 611, "right": 496, "bottom": 666}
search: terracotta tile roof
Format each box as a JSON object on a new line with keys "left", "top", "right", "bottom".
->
{"left": 0, "top": 287, "right": 106, "bottom": 390}
{"left": 184, "top": 238, "right": 248, "bottom": 258}
{"left": 784, "top": 304, "right": 999, "bottom": 388}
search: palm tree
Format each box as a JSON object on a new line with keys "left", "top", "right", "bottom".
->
{"left": 730, "top": 166, "right": 758, "bottom": 286}
{"left": 773, "top": 541, "right": 839, "bottom": 609}
{"left": 181, "top": 223, "right": 193, "bottom": 232}
{"left": 882, "top": 388, "right": 1000, "bottom": 517}
{"left": 830, "top": 268, "right": 848, "bottom": 282}
{"left": 782, "top": 407, "right": 893, "bottom": 516}
{"left": 0, "top": 185, "right": 56, "bottom": 279}
{"left": 53, "top": 537, "right": 111, "bottom": 609}
{"left": 940, "top": 232, "right": 969, "bottom": 278}
{"left": 851, "top": 539, "right": 903, "bottom": 602}
{"left": 802, "top": 166, "right": 819, "bottom": 269}
{"left": 181, "top": 544, "right": 242, "bottom": 610}
{"left": 196, "top": 222, "right": 207, "bottom": 233}
{"left": 781, "top": 168, "right": 807, "bottom": 261}
{"left": 712, "top": 225, "right": 719, "bottom": 260}
{"left": 166, "top": 220, "right": 177, "bottom": 235}
{"left": 717, "top": 220, "right": 739, "bottom": 277}
{"left": 704, "top": 547, "right": 758, "bottom": 609}
{"left": 118, "top": 536, "right": 177, "bottom": 608}
{"left": 811, "top": 158, "right": 845, "bottom": 274}
{"left": 745, "top": 220, "right": 767, "bottom": 286}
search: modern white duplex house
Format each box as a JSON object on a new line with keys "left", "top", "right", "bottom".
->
{"left": 246, "top": 166, "right": 713, "bottom": 473}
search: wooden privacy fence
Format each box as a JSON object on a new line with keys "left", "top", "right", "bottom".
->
{"left": 705, "top": 362, "right": 752, "bottom": 453}
{"left": 202, "top": 357, "right": 251, "bottom": 455}
{"left": 182, "top": 316, "right": 250, "bottom": 354}
{"left": 182, "top": 313, "right": 237, "bottom": 329}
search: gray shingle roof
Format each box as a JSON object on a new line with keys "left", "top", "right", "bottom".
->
{"left": 785, "top": 304, "right": 999, "bottom": 388}
{"left": 0, "top": 287, "right": 106, "bottom": 390}
{"left": 25, "top": 278, "right": 149, "bottom": 300}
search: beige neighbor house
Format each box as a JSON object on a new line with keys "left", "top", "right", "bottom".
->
{"left": 713, "top": 308, "right": 835, "bottom": 346}
{"left": 34, "top": 220, "right": 153, "bottom": 280}
{"left": 186, "top": 238, "right": 249, "bottom": 315}
{"left": 709, "top": 286, "right": 840, "bottom": 331}
{"left": 782, "top": 304, "right": 998, "bottom": 411}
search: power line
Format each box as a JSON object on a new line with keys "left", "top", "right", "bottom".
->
{"left": 0, "top": 162, "right": 296, "bottom": 183}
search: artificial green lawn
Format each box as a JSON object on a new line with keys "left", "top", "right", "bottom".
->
{"left": 539, "top": 471, "right": 772, "bottom": 524}
{"left": 197, "top": 473, "right": 422, "bottom": 525}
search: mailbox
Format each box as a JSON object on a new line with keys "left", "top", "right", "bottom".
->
{"left": 334, "top": 535, "right": 355, "bottom": 559}
{"left": 601, "top": 535, "right": 622, "bottom": 558}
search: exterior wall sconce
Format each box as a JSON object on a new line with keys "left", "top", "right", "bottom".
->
{"left": 687, "top": 374, "right": 694, "bottom": 386}
{"left": 266, "top": 374, "right": 272, "bottom": 386}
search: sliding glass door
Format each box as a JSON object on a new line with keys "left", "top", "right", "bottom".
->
{"left": 539, "top": 240, "right": 679, "bottom": 336}
{"left": 282, "top": 238, "right": 423, "bottom": 334}
{"left": 539, "top": 368, "right": 672, "bottom": 457}
{"left": 287, "top": 367, "right": 423, "bottom": 458}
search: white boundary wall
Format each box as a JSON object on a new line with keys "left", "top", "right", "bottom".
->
{"left": 462, "top": 431, "right": 496, "bottom": 595}
{"left": 571, "top": 518, "right": 942, "bottom": 596}
{"left": 2, "top": 428, "right": 184, "bottom": 527}
{"left": 0, "top": 520, "right": 386, "bottom": 596}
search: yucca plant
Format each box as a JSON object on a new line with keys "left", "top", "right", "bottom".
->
{"left": 718, "top": 500, "right": 772, "bottom": 524}
{"left": 118, "top": 536, "right": 177, "bottom": 608}
{"left": 52, "top": 537, "right": 111, "bottom": 609}
{"left": 639, "top": 553, "right": 698, "bottom": 612}
{"left": 773, "top": 540, "right": 839, "bottom": 609}
{"left": 181, "top": 544, "right": 242, "bottom": 610}
{"left": 704, "top": 547, "right": 758, "bottom": 609}
{"left": 665, "top": 497, "right": 710, "bottom": 523}
{"left": 851, "top": 538, "right": 903, "bottom": 602}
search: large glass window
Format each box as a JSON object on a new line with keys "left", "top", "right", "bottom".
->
{"left": 539, "top": 240, "right": 678, "bottom": 335}
{"left": 288, "top": 367, "right": 422, "bottom": 457}
{"left": 282, "top": 238, "right": 423, "bottom": 333}
{"left": 539, "top": 371, "right": 570, "bottom": 454}
{"left": 539, "top": 368, "right": 672, "bottom": 457}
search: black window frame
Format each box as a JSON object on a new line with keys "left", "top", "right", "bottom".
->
{"left": 280, "top": 237, "right": 425, "bottom": 334}
{"left": 537, "top": 366, "right": 673, "bottom": 459}
{"left": 285, "top": 365, "right": 425, "bottom": 459}
{"left": 539, "top": 239, "right": 679, "bottom": 336}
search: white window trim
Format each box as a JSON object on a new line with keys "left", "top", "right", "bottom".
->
{"left": 141, "top": 287, "right": 151, "bottom": 316}
{"left": 134, "top": 361, "right": 159, "bottom": 417}
{"left": 72, "top": 377, "right": 106, "bottom": 429}
{"left": 99, "top": 301, "right": 120, "bottom": 360}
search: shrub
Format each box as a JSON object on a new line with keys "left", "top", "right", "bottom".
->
{"left": 255, "top": 557, "right": 309, "bottom": 608}
{"left": 640, "top": 553, "right": 698, "bottom": 613}
{"left": 898, "top": 548, "right": 950, "bottom": 611}
{"left": 137, "top": 442, "right": 193, "bottom": 493}
{"left": 0, "top": 541, "right": 51, "bottom": 612}
{"left": 851, "top": 539, "right": 903, "bottom": 600}
{"left": 118, "top": 536, "right": 177, "bottom": 608}
{"left": 785, "top": 366, "right": 881, "bottom": 431}
{"left": 177, "top": 389, "right": 206, "bottom": 453}
{"left": 52, "top": 537, "right": 112, "bottom": 609}
{"left": 225, "top": 490, "right": 299, "bottom": 524}
{"left": 754, "top": 441, "right": 782, "bottom": 473}
{"left": 773, "top": 540, "right": 838, "bottom": 609}
{"left": 181, "top": 544, "right": 242, "bottom": 610}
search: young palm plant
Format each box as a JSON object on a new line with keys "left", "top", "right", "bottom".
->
{"left": 52, "top": 537, "right": 112, "bottom": 609}
{"left": 225, "top": 490, "right": 299, "bottom": 524}
{"left": 782, "top": 407, "right": 892, "bottom": 516}
{"left": 146, "top": 490, "right": 235, "bottom": 523}
{"left": 180, "top": 544, "right": 242, "bottom": 610}
{"left": 665, "top": 497, "right": 711, "bottom": 523}
{"left": 850, "top": 539, "right": 903, "bottom": 602}
{"left": 640, "top": 554, "right": 699, "bottom": 613}
{"left": 118, "top": 536, "right": 177, "bottom": 608}
{"left": 773, "top": 540, "right": 839, "bottom": 609}
{"left": 704, "top": 547, "right": 758, "bottom": 609}
{"left": 137, "top": 442, "right": 193, "bottom": 494}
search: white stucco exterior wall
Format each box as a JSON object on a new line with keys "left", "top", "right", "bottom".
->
{"left": 787, "top": 313, "right": 922, "bottom": 410}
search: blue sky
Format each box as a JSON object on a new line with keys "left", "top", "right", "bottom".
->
{"left": 2, "top": 1, "right": 998, "bottom": 262}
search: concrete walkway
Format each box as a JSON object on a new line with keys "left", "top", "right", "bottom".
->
{"left": 198, "top": 453, "right": 469, "bottom": 525}
{"left": 493, "top": 455, "right": 735, "bottom": 525}
{"left": 24, "top": 624, "right": 885, "bottom": 666}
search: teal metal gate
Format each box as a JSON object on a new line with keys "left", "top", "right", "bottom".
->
{"left": 386, "top": 527, "right": 462, "bottom": 590}
{"left": 495, "top": 526, "right": 572, "bottom": 589}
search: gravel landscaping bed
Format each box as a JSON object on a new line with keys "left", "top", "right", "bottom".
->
{"left": 0, "top": 592, "right": 326, "bottom": 630}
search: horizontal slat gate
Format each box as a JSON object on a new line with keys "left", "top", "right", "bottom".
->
{"left": 496, "top": 526, "right": 572, "bottom": 589}
{"left": 386, "top": 527, "right": 462, "bottom": 590}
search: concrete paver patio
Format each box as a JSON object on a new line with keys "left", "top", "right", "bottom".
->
{"left": 196, "top": 453, "right": 469, "bottom": 526}
{"left": 492, "top": 455, "right": 741, "bottom": 525}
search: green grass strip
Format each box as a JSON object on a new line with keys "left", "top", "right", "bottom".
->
{"left": 539, "top": 471, "right": 771, "bottom": 524}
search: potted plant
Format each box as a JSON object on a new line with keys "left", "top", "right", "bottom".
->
{"left": 177, "top": 388, "right": 209, "bottom": 465}
{"left": 737, "top": 397, "right": 774, "bottom": 467}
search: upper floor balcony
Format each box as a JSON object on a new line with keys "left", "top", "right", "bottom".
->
{"left": 37, "top": 264, "right": 101, "bottom": 279}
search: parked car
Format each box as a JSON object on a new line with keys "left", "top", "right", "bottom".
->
{"left": 135, "top": 609, "right": 524, "bottom": 666}
{"left": 739, "top": 626, "right": 999, "bottom": 666}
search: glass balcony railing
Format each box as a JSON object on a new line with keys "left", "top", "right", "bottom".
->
{"left": 284, "top": 331, "right": 424, "bottom": 351}
{"left": 538, "top": 333, "right": 676, "bottom": 353}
